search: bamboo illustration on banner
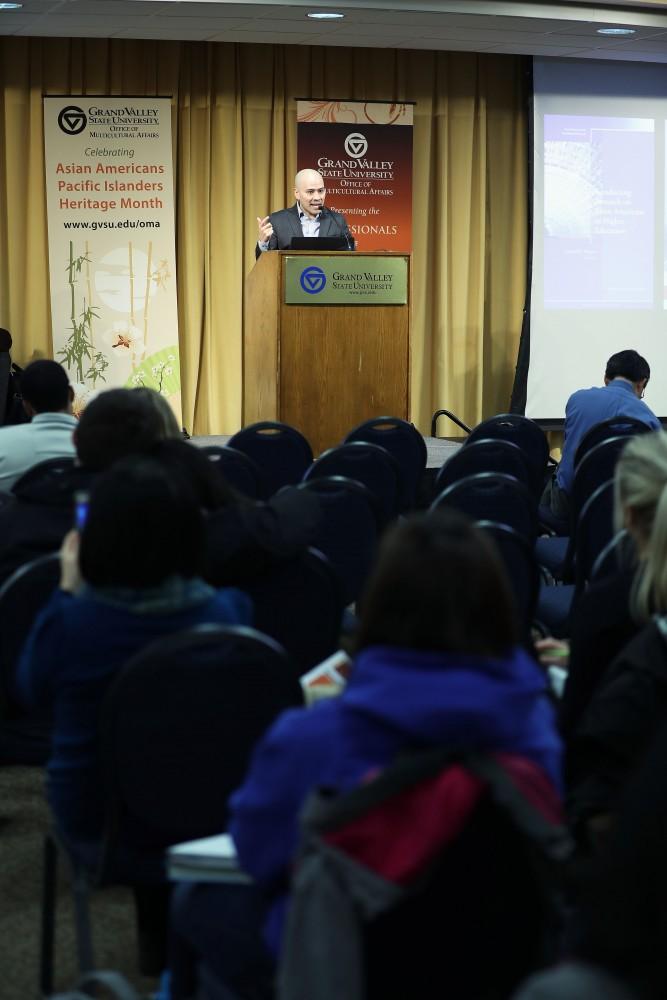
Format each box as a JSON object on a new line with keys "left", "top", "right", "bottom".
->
{"left": 58, "top": 241, "right": 108, "bottom": 390}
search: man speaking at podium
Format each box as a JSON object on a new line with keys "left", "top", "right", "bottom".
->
{"left": 256, "top": 168, "right": 354, "bottom": 258}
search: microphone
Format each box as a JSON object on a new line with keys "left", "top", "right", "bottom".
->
{"left": 321, "top": 206, "right": 355, "bottom": 251}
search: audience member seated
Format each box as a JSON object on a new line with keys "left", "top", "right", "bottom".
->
{"left": 565, "top": 436, "right": 667, "bottom": 844}
{"left": 566, "top": 722, "right": 667, "bottom": 1000}
{"left": 0, "top": 359, "right": 76, "bottom": 491}
{"left": 0, "top": 387, "right": 181, "bottom": 585}
{"left": 169, "top": 510, "right": 562, "bottom": 1000}
{"left": 541, "top": 350, "right": 660, "bottom": 520}
{"left": 536, "top": 431, "right": 667, "bottom": 736}
{"left": 0, "top": 327, "right": 27, "bottom": 426}
{"left": 15, "top": 454, "right": 251, "bottom": 849}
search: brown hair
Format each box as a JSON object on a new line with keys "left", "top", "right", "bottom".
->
{"left": 356, "top": 509, "right": 518, "bottom": 657}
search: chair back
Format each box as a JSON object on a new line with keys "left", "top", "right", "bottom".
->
{"left": 296, "top": 477, "right": 384, "bottom": 605}
{"left": 574, "top": 415, "right": 652, "bottom": 470}
{"left": 590, "top": 529, "right": 636, "bottom": 583}
{"left": 12, "top": 456, "right": 76, "bottom": 494}
{"left": 245, "top": 547, "right": 344, "bottom": 675}
{"left": 344, "top": 417, "right": 427, "bottom": 510}
{"left": 467, "top": 414, "right": 550, "bottom": 498}
{"left": 0, "top": 552, "right": 60, "bottom": 718}
{"left": 435, "top": 438, "right": 533, "bottom": 497}
{"left": 478, "top": 520, "right": 540, "bottom": 634}
{"left": 0, "top": 352, "right": 11, "bottom": 426}
{"left": 304, "top": 441, "right": 402, "bottom": 520}
{"left": 227, "top": 422, "right": 313, "bottom": 498}
{"left": 573, "top": 479, "right": 616, "bottom": 593}
{"left": 100, "top": 625, "right": 302, "bottom": 849}
{"left": 201, "top": 445, "right": 261, "bottom": 498}
{"left": 570, "top": 436, "right": 630, "bottom": 517}
{"left": 431, "top": 472, "right": 538, "bottom": 543}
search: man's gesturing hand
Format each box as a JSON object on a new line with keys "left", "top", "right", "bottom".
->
{"left": 257, "top": 216, "right": 273, "bottom": 245}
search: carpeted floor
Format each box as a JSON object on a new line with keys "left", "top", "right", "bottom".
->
{"left": 0, "top": 765, "right": 159, "bottom": 1000}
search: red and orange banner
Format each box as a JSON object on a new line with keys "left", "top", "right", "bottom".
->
{"left": 296, "top": 100, "right": 413, "bottom": 252}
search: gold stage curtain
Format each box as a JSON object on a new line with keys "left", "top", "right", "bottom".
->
{"left": 0, "top": 39, "right": 527, "bottom": 437}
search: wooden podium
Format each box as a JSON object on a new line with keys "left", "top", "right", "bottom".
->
{"left": 244, "top": 251, "right": 410, "bottom": 456}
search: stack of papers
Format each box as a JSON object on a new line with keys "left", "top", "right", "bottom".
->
{"left": 300, "top": 650, "right": 351, "bottom": 703}
{"left": 168, "top": 833, "right": 252, "bottom": 884}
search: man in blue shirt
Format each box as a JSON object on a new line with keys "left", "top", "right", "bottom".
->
{"left": 0, "top": 359, "right": 77, "bottom": 491}
{"left": 543, "top": 349, "right": 661, "bottom": 517}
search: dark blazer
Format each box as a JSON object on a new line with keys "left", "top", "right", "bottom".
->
{"left": 566, "top": 618, "right": 667, "bottom": 828}
{"left": 255, "top": 203, "right": 354, "bottom": 259}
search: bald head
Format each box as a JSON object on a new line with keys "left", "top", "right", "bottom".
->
{"left": 294, "top": 169, "right": 326, "bottom": 219}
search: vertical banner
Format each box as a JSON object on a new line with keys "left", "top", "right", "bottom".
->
{"left": 43, "top": 97, "right": 180, "bottom": 417}
{"left": 297, "top": 100, "right": 413, "bottom": 252}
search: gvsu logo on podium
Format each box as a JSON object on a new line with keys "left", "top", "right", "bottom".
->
{"left": 300, "top": 266, "right": 327, "bottom": 294}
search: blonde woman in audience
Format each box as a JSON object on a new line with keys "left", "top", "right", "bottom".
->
{"left": 564, "top": 431, "right": 667, "bottom": 840}
{"left": 537, "top": 430, "right": 667, "bottom": 736}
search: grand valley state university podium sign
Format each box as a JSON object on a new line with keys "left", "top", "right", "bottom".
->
{"left": 245, "top": 250, "right": 411, "bottom": 454}
{"left": 284, "top": 255, "right": 408, "bottom": 305}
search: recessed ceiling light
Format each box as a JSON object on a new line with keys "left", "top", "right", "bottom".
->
{"left": 597, "top": 27, "right": 636, "bottom": 36}
{"left": 0, "top": 3, "right": 23, "bottom": 8}
{"left": 307, "top": 11, "right": 345, "bottom": 20}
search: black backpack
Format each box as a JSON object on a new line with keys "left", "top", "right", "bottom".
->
{"left": 279, "top": 748, "right": 573, "bottom": 1000}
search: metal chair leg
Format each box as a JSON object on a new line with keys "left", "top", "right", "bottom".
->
{"left": 71, "top": 863, "right": 95, "bottom": 979}
{"left": 40, "top": 832, "right": 58, "bottom": 996}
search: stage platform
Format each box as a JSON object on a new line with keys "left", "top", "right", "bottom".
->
{"left": 190, "top": 435, "right": 461, "bottom": 470}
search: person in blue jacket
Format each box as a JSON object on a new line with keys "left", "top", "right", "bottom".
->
{"left": 16, "top": 454, "right": 252, "bottom": 847}
{"left": 170, "top": 509, "right": 562, "bottom": 999}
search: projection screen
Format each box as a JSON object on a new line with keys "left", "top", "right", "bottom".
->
{"left": 527, "top": 57, "right": 667, "bottom": 420}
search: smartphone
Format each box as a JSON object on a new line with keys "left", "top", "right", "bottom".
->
{"left": 74, "top": 490, "right": 89, "bottom": 532}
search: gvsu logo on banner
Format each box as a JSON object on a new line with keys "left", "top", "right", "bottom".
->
{"left": 300, "top": 266, "right": 327, "bottom": 294}
{"left": 58, "top": 106, "right": 87, "bottom": 135}
{"left": 344, "top": 132, "right": 368, "bottom": 158}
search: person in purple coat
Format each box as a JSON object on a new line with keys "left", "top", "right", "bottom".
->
{"left": 170, "top": 510, "right": 562, "bottom": 1000}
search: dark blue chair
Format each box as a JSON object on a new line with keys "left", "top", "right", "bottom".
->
{"left": 201, "top": 445, "right": 261, "bottom": 499}
{"left": 296, "top": 476, "right": 385, "bottom": 605}
{"left": 590, "top": 529, "right": 635, "bottom": 583}
{"left": 467, "top": 414, "right": 550, "bottom": 500}
{"left": 304, "top": 441, "right": 402, "bottom": 520}
{"left": 571, "top": 437, "right": 631, "bottom": 516}
{"left": 39, "top": 624, "right": 302, "bottom": 995}
{"left": 344, "top": 416, "right": 427, "bottom": 511}
{"left": 573, "top": 416, "right": 652, "bottom": 470}
{"left": 0, "top": 552, "right": 60, "bottom": 765}
{"left": 537, "top": 437, "right": 632, "bottom": 581}
{"left": 536, "top": 480, "right": 615, "bottom": 638}
{"left": 11, "top": 456, "right": 76, "bottom": 492}
{"left": 434, "top": 438, "right": 533, "bottom": 499}
{"left": 227, "top": 422, "right": 313, "bottom": 499}
{"left": 430, "top": 473, "right": 538, "bottom": 544}
{"left": 573, "top": 479, "right": 616, "bottom": 594}
{"left": 245, "top": 547, "right": 344, "bottom": 675}
{"left": 479, "top": 520, "right": 540, "bottom": 638}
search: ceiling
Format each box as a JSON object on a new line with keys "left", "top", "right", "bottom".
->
{"left": 2, "top": 0, "right": 667, "bottom": 62}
